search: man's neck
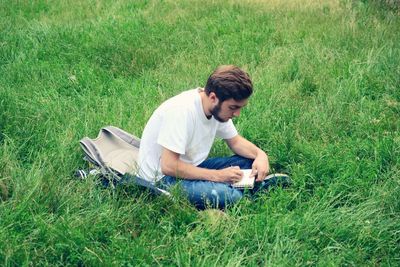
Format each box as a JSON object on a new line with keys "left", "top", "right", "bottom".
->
{"left": 198, "top": 89, "right": 212, "bottom": 119}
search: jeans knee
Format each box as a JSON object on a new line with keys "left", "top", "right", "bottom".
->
{"left": 228, "top": 188, "right": 243, "bottom": 204}
{"left": 206, "top": 186, "right": 243, "bottom": 209}
{"left": 160, "top": 177, "right": 244, "bottom": 210}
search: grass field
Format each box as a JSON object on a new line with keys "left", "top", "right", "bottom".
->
{"left": 1, "top": 0, "right": 399, "bottom": 265}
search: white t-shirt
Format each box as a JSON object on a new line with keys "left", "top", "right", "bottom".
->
{"left": 138, "top": 88, "right": 238, "bottom": 182}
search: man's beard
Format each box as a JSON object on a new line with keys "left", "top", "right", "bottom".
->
{"left": 211, "top": 102, "right": 226, "bottom": 122}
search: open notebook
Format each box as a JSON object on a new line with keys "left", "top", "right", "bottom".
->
{"left": 232, "top": 169, "right": 255, "bottom": 189}
{"left": 232, "top": 170, "right": 290, "bottom": 189}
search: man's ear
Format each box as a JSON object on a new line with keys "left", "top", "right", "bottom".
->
{"left": 209, "top": 92, "right": 219, "bottom": 105}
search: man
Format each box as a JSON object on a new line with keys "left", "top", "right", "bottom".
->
{"left": 138, "top": 65, "right": 273, "bottom": 209}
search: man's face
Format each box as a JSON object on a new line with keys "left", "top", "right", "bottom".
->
{"left": 211, "top": 98, "right": 248, "bottom": 122}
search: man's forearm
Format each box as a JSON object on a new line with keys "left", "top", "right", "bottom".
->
{"left": 227, "top": 135, "right": 267, "bottom": 159}
{"left": 226, "top": 135, "right": 270, "bottom": 179}
{"left": 162, "top": 158, "right": 218, "bottom": 181}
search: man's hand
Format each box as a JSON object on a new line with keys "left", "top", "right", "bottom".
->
{"left": 214, "top": 166, "right": 243, "bottom": 183}
{"left": 252, "top": 152, "right": 270, "bottom": 182}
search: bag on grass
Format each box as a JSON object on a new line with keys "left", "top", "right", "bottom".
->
{"left": 78, "top": 126, "right": 170, "bottom": 195}
{"left": 79, "top": 126, "right": 141, "bottom": 179}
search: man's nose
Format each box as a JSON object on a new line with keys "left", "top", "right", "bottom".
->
{"left": 233, "top": 109, "right": 241, "bottom": 117}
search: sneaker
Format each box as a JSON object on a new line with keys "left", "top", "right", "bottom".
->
{"left": 74, "top": 169, "right": 101, "bottom": 180}
{"left": 252, "top": 173, "right": 291, "bottom": 194}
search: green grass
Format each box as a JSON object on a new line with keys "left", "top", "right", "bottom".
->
{"left": 1, "top": 0, "right": 399, "bottom": 265}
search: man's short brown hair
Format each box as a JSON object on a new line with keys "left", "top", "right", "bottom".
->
{"left": 205, "top": 65, "right": 253, "bottom": 102}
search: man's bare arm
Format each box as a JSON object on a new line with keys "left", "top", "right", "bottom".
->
{"left": 160, "top": 148, "right": 243, "bottom": 183}
{"left": 225, "top": 135, "right": 270, "bottom": 181}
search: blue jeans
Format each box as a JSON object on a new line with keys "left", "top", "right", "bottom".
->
{"left": 159, "top": 155, "right": 254, "bottom": 209}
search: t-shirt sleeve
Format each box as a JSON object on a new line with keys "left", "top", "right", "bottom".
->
{"left": 157, "top": 107, "right": 191, "bottom": 155}
{"left": 216, "top": 119, "right": 238, "bottom": 140}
